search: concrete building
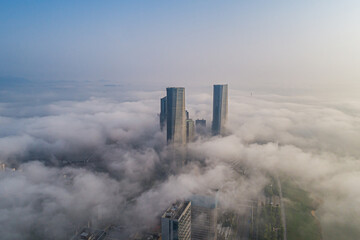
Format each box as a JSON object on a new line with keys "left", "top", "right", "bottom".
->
{"left": 160, "top": 96, "right": 167, "bottom": 131}
{"left": 212, "top": 84, "right": 228, "bottom": 135}
{"left": 190, "top": 195, "right": 218, "bottom": 240}
{"left": 186, "top": 119, "right": 195, "bottom": 143}
{"left": 161, "top": 201, "right": 192, "bottom": 240}
{"left": 166, "top": 87, "right": 186, "bottom": 145}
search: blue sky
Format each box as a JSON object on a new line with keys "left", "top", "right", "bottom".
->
{"left": 1, "top": 1, "right": 359, "bottom": 93}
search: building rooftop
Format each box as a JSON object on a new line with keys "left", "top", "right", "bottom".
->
{"left": 166, "top": 87, "right": 185, "bottom": 89}
{"left": 162, "top": 201, "right": 190, "bottom": 220}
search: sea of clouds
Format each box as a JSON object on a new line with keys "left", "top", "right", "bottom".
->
{"left": 0, "top": 82, "right": 359, "bottom": 239}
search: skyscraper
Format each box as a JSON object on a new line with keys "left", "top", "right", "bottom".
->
{"left": 195, "top": 119, "right": 206, "bottom": 128}
{"left": 167, "top": 87, "right": 186, "bottom": 144}
{"left": 161, "top": 201, "right": 192, "bottom": 240}
{"left": 212, "top": 84, "right": 228, "bottom": 135}
{"left": 195, "top": 119, "right": 207, "bottom": 136}
{"left": 185, "top": 110, "right": 189, "bottom": 120}
{"left": 186, "top": 119, "right": 195, "bottom": 143}
{"left": 160, "top": 96, "right": 167, "bottom": 131}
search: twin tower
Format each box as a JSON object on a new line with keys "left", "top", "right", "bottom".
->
{"left": 160, "top": 84, "right": 228, "bottom": 145}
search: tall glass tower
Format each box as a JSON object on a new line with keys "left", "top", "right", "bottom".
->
{"left": 166, "top": 87, "right": 186, "bottom": 144}
{"left": 160, "top": 96, "right": 167, "bottom": 131}
{"left": 212, "top": 84, "right": 228, "bottom": 135}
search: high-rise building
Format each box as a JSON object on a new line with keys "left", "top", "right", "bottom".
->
{"left": 212, "top": 84, "right": 228, "bottom": 135}
{"left": 160, "top": 96, "right": 167, "bottom": 131}
{"left": 161, "top": 201, "right": 192, "bottom": 240}
{"left": 195, "top": 119, "right": 207, "bottom": 136}
{"left": 166, "top": 87, "right": 186, "bottom": 144}
{"left": 190, "top": 195, "right": 217, "bottom": 240}
{"left": 195, "top": 119, "right": 206, "bottom": 128}
{"left": 186, "top": 119, "right": 195, "bottom": 143}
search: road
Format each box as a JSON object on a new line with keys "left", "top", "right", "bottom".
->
{"left": 276, "top": 176, "right": 287, "bottom": 240}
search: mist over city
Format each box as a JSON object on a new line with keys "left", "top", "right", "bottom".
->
{"left": 1, "top": 1, "right": 360, "bottom": 240}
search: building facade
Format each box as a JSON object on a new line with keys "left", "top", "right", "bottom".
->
{"left": 166, "top": 87, "right": 186, "bottom": 145}
{"left": 195, "top": 119, "right": 206, "bottom": 136}
{"left": 161, "top": 201, "right": 192, "bottom": 240}
{"left": 195, "top": 119, "right": 206, "bottom": 128}
{"left": 190, "top": 195, "right": 217, "bottom": 240}
{"left": 160, "top": 96, "right": 167, "bottom": 131}
{"left": 212, "top": 84, "right": 228, "bottom": 135}
{"left": 186, "top": 119, "right": 195, "bottom": 143}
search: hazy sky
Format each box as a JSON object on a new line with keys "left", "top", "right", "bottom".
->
{"left": 1, "top": 1, "right": 360, "bottom": 93}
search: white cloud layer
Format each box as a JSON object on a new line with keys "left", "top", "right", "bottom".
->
{"left": 0, "top": 89, "right": 360, "bottom": 239}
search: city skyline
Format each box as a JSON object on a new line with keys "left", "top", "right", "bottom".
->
{"left": 1, "top": 81, "right": 359, "bottom": 240}
{"left": 161, "top": 84, "right": 228, "bottom": 145}
{"left": 1, "top": 1, "right": 359, "bottom": 240}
